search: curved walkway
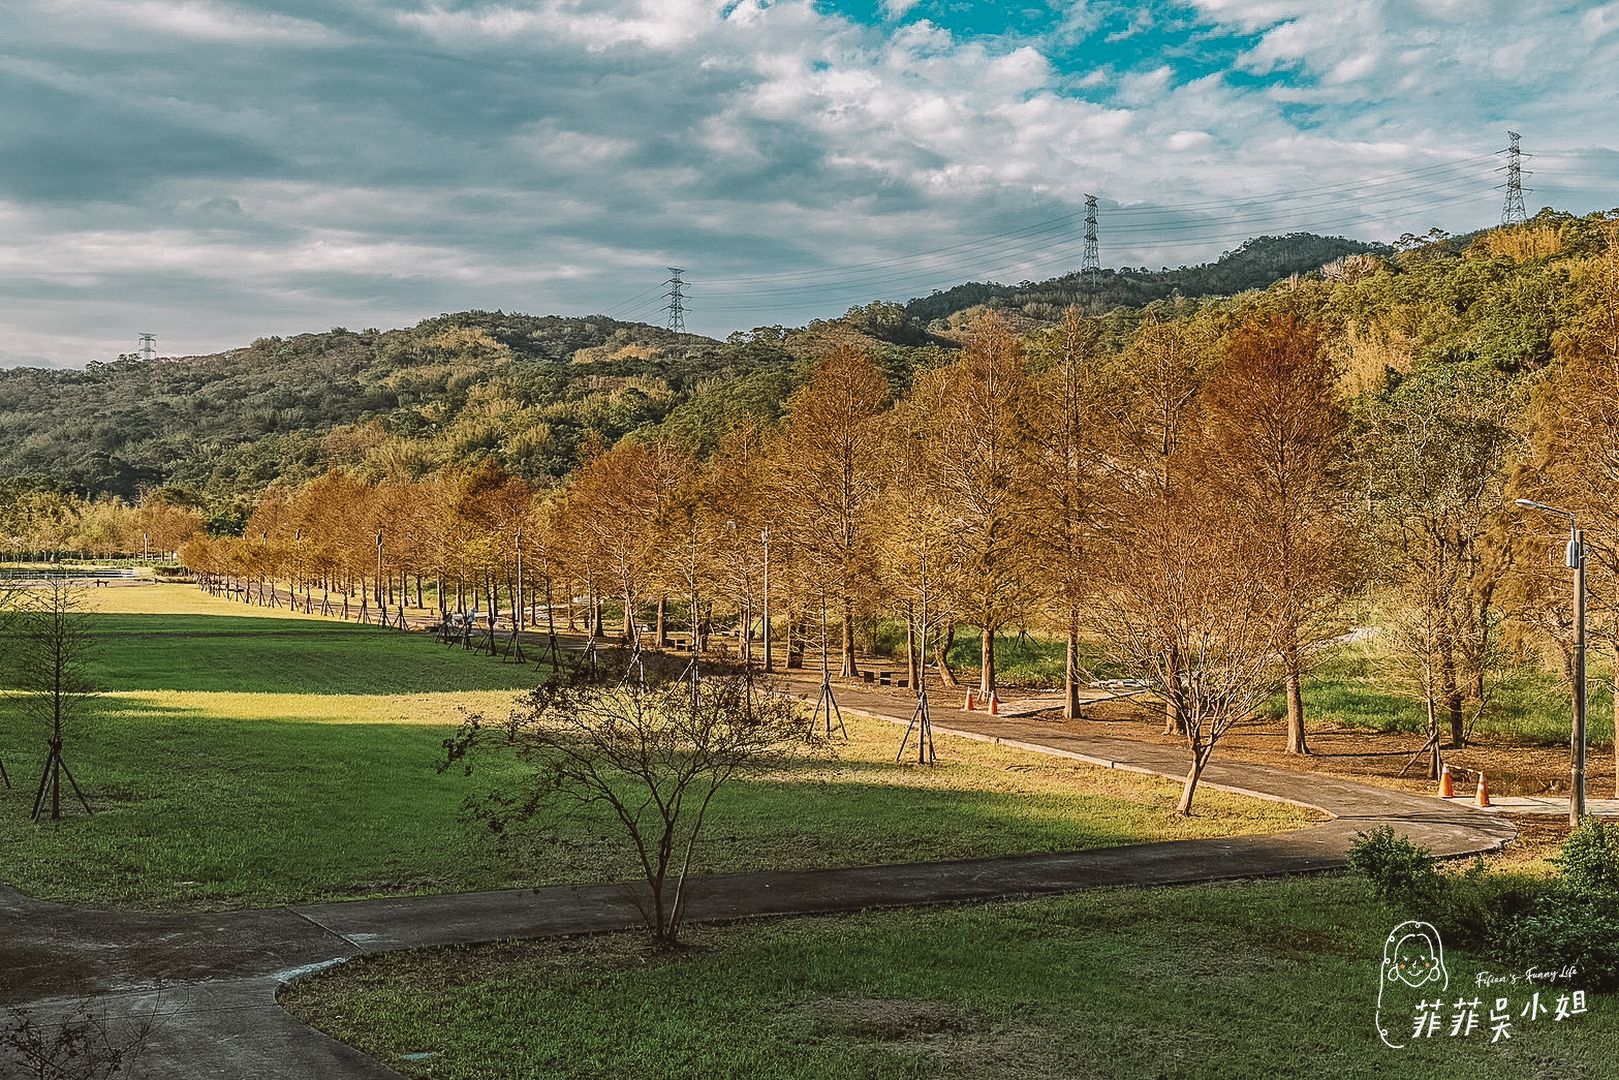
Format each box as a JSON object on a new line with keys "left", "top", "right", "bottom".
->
{"left": 0, "top": 686, "right": 1516, "bottom": 1079}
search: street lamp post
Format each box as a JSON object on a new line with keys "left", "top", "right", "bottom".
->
{"left": 1515, "top": 499, "right": 1587, "bottom": 826}
{"left": 761, "top": 527, "right": 773, "bottom": 672}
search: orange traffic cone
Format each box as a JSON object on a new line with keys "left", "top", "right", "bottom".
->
{"left": 964, "top": 689, "right": 976, "bottom": 711}
{"left": 988, "top": 690, "right": 1000, "bottom": 716}
{"left": 1475, "top": 771, "right": 1492, "bottom": 809}
{"left": 1438, "top": 767, "right": 1454, "bottom": 799}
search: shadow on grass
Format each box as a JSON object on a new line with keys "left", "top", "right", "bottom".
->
{"left": 0, "top": 698, "right": 1254, "bottom": 910}
{"left": 0, "top": 612, "right": 547, "bottom": 695}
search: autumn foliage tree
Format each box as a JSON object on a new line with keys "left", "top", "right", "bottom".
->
{"left": 771, "top": 342, "right": 891, "bottom": 676}
{"left": 1105, "top": 307, "right": 1216, "bottom": 735}
{"left": 1201, "top": 308, "right": 1353, "bottom": 753}
{"left": 1514, "top": 234, "right": 1619, "bottom": 789}
{"left": 1024, "top": 309, "right": 1114, "bottom": 718}
{"left": 906, "top": 312, "right": 1039, "bottom": 698}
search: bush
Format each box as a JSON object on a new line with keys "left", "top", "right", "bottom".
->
{"left": 1497, "top": 820, "right": 1619, "bottom": 990}
{"left": 1347, "top": 826, "right": 1443, "bottom": 910}
{"left": 1350, "top": 820, "right": 1619, "bottom": 988}
{"left": 1552, "top": 818, "right": 1619, "bottom": 900}
{"left": 1499, "top": 902, "right": 1619, "bottom": 990}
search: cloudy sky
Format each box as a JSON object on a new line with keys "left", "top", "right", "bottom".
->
{"left": 4, "top": 0, "right": 1617, "bottom": 366}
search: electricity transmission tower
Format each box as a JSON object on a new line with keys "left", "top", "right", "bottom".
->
{"left": 1081, "top": 194, "right": 1100, "bottom": 287}
{"left": 1497, "top": 130, "right": 1531, "bottom": 226}
{"left": 664, "top": 268, "right": 687, "bottom": 333}
{"left": 138, "top": 333, "right": 157, "bottom": 361}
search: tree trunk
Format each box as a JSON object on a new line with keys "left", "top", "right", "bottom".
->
{"left": 979, "top": 625, "right": 995, "bottom": 697}
{"left": 1441, "top": 648, "right": 1464, "bottom": 747}
{"left": 656, "top": 596, "right": 667, "bottom": 646}
{"left": 1064, "top": 616, "right": 1081, "bottom": 721}
{"left": 1284, "top": 642, "right": 1307, "bottom": 754}
{"left": 1425, "top": 691, "right": 1443, "bottom": 781}
{"left": 623, "top": 593, "right": 635, "bottom": 642}
{"left": 934, "top": 622, "right": 959, "bottom": 689}
{"left": 1177, "top": 750, "right": 1209, "bottom": 815}
{"left": 905, "top": 606, "right": 918, "bottom": 690}
{"left": 1162, "top": 649, "right": 1185, "bottom": 735}
{"left": 840, "top": 599, "right": 858, "bottom": 677}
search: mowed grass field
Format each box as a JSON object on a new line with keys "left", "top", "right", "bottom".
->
{"left": 285, "top": 874, "right": 1619, "bottom": 1080}
{"left": 0, "top": 585, "right": 1308, "bottom": 910}
{"left": 1293, "top": 644, "right": 1615, "bottom": 748}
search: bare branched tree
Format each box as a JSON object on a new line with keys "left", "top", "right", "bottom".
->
{"left": 1092, "top": 496, "right": 1286, "bottom": 814}
{"left": 11, "top": 579, "right": 97, "bottom": 821}
{"left": 1, "top": 995, "right": 161, "bottom": 1080}
{"left": 444, "top": 662, "right": 818, "bottom": 945}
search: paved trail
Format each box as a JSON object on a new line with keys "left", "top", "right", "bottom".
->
{"left": 0, "top": 678, "right": 1515, "bottom": 1079}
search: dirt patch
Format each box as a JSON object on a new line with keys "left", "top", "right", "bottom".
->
{"left": 783, "top": 998, "right": 1063, "bottom": 1079}
{"left": 818, "top": 670, "right": 1618, "bottom": 801}
{"left": 1044, "top": 699, "right": 1617, "bottom": 801}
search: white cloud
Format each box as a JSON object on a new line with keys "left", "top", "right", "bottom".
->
{"left": 18, "top": 0, "right": 337, "bottom": 45}
{"left": 0, "top": 0, "right": 1616, "bottom": 365}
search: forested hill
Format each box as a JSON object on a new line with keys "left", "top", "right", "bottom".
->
{"left": 2, "top": 213, "right": 1601, "bottom": 507}
{"left": 0, "top": 314, "right": 760, "bottom": 498}
{"left": 905, "top": 232, "right": 1387, "bottom": 324}
{"left": 0, "top": 310, "right": 960, "bottom": 501}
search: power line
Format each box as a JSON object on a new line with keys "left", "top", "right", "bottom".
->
{"left": 687, "top": 186, "right": 1490, "bottom": 315}
{"left": 138, "top": 333, "right": 157, "bottom": 361}
{"left": 695, "top": 154, "right": 1496, "bottom": 287}
{"left": 688, "top": 179, "right": 1491, "bottom": 305}
{"left": 664, "top": 268, "right": 687, "bottom": 333}
{"left": 599, "top": 151, "right": 1510, "bottom": 327}
{"left": 1081, "top": 193, "right": 1099, "bottom": 289}
{"left": 1497, "top": 130, "right": 1531, "bottom": 226}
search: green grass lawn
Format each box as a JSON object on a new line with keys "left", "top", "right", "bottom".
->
{"left": 1290, "top": 644, "right": 1616, "bottom": 748}
{"left": 283, "top": 873, "right": 1617, "bottom": 1079}
{"left": 867, "top": 621, "right": 1126, "bottom": 690}
{"left": 0, "top": 585, "right": 1306, "bottom": 910}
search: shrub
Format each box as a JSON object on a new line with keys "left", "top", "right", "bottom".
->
{"left": 1552, "top": 818, "right": 1619, "bottom": 901}
{"left": 1347, "top": 826, "right": 1443, "bottom": 910}
{"left": 1498, "top": 902, "right": 1619, "bottom": 990}
{"left": 1496, "top": 821, "right": 1619, "bottom": 990}
{"left": 1351, "top": 820, "right": 1619, "bottom": 988}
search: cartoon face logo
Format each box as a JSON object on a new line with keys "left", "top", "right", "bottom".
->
{"left": 1376, "top": 920, "right": 1448, "bottom": 1049}
{"left": 1389, "top": 932, "right": 1444, "bottom": 988}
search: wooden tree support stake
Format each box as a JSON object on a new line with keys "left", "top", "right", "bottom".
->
{"left": 32, "top": 737, "right": 92, "bottom": 822}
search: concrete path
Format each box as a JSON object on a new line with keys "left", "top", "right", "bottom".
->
{"left": 1486, "top": 796, "right": 1619, "bottom": 816}
{"left": 0, "top": 680, "right": 1516, "bottom": 1079}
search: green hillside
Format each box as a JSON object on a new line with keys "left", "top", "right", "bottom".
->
{"left": 4, "top": 214, "right": 1610, "bottom": 507}
{"left": 0, "top": 314, "right": 771, "bottom": 498}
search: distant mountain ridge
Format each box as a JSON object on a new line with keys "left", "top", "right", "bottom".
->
{"left": 0, "top": 230, "right": 1397, "bottom": 501}
{"left": 905, "top": 233, "right": 1388, "bottom": 324}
